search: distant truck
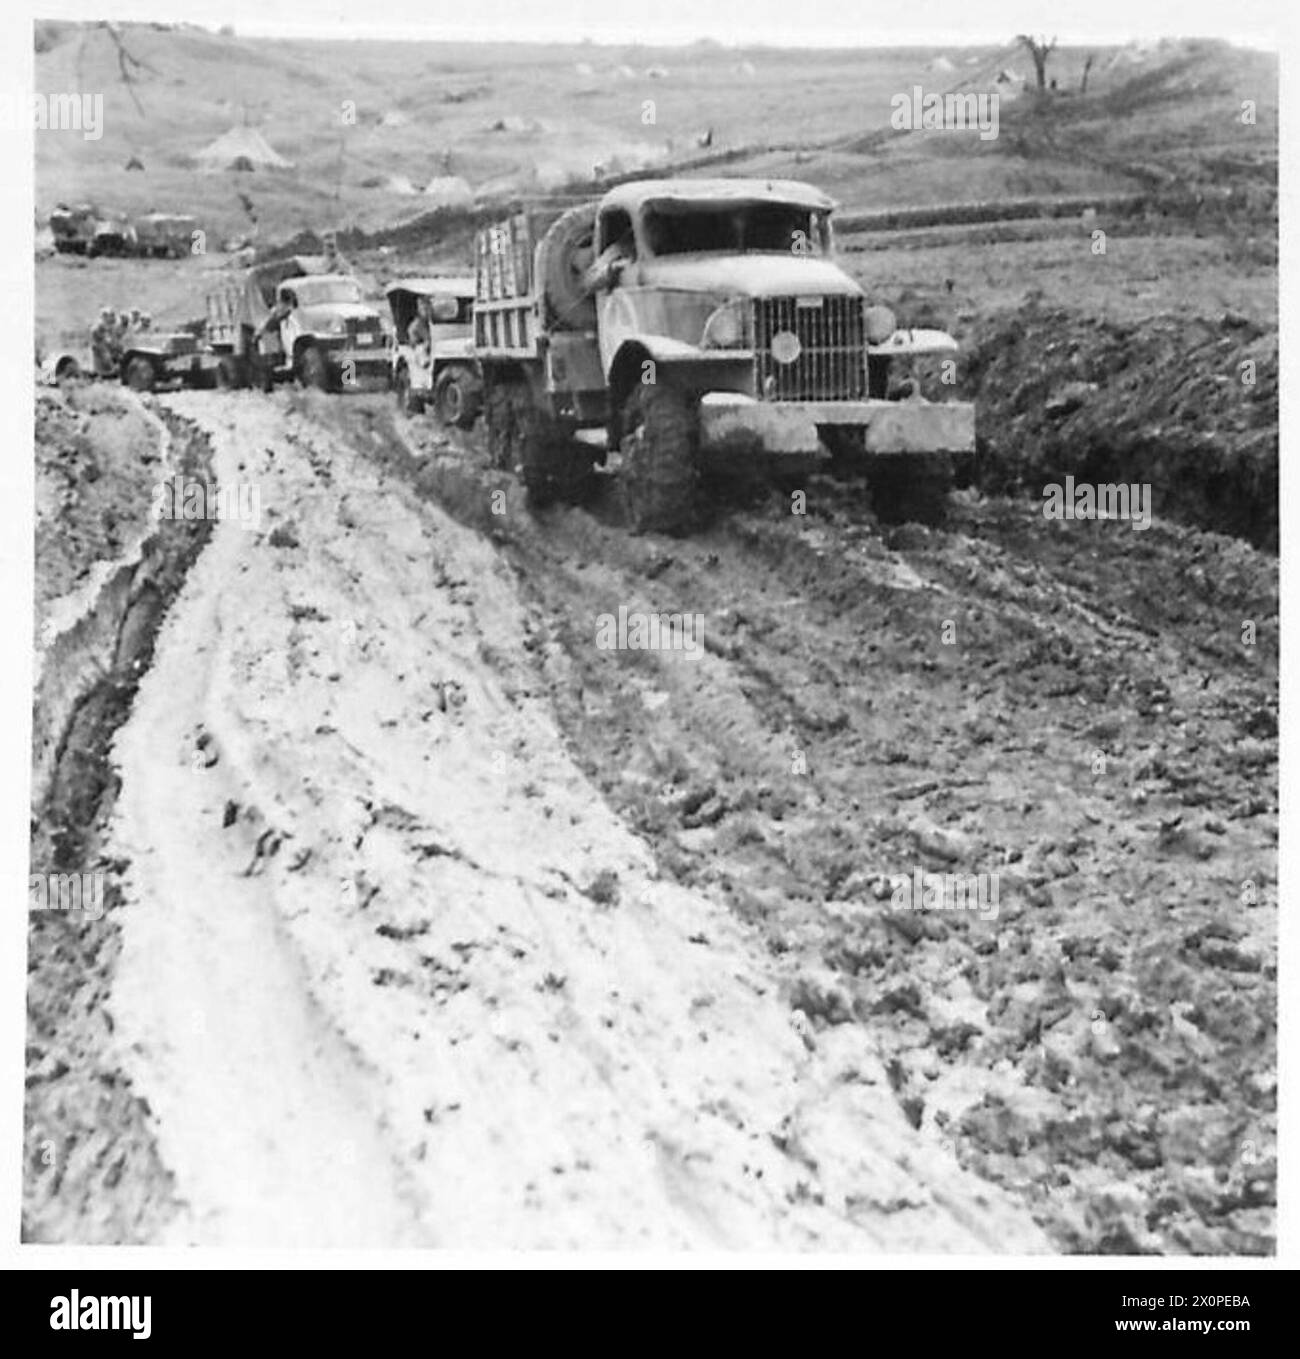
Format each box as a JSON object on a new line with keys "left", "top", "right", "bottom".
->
{"left": 473, "top": 179, "right": 974, "bottom": 530}
{"left": 133, "top": 212, "right": 199, "bottom": 259}
{"left": 49, "top": 203, "right": 134, "bottom": 257}
{"left": 206, "top": 256, "right": 391, "bottom": 391}
{"left": 87, "top": 211, "right": 136, "bottom": 259}
{"left": 49, "top": 203, "right": 98, "bottom": 255}
{"left": 385, "top": 277, "right": 482, "bottom": 427}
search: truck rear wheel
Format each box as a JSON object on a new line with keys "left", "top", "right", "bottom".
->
{"left": 520, "top": 406, "right": 591, "bottom": 508}
{"left": 619, "top": 382, "right": 700, "bottom": 534}
{"left": 485, "top": 379, "right": 590, "bottom": 504}
{"left": 217, "top": 355, "right": 247, "bottom": 389}
{"left": 485, "top": 381, "right": 517, "bottom": 470}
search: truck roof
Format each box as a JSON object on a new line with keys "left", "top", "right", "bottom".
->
{"left": 385, "top": 277, "right": 476, "bottom": 299}
{"left": 599, "top": 178, "right": 836, "bottom": 214}
{"left": 284, "top": 274, "right": 362, "bottom": 288}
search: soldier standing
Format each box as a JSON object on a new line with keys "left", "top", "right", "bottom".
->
{"left": 91, "top": 305, "right": 119, "bottom": 376}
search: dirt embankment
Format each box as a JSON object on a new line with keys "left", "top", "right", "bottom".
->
{"left": 25, "top": 388, "right": 212, "bottom": 1243}
{"left": 962, "top": 305, "right": 1278, "bottom": 551}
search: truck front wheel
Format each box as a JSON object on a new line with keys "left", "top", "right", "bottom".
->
{"left": 619, "top": 382, "right": 700, "bottom": 534}
{"left": 123, "top": 356, "right": 156, "bottom": 392}
{"left": 297, "top": 346, "right": 331, "bottom": 392}
{"left": 434, "top": 365, "right": 483, "bottom": 429}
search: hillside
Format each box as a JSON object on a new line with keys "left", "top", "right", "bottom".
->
{"left": 35, "top": 24, "right": 1275, "bottom": 246}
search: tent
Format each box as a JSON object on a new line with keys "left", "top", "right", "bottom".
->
{"left": 195, "top": 126, "right": 294, "bottom": 172}
{"left": 384, "top": 174, "right": 418, "bottom": 195}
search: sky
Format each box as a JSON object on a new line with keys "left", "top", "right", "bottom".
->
{"left": 31, "top": 0, "right": 1287, "bottom": 48}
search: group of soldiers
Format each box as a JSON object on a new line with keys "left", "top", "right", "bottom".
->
{"left": 90, "top": 305, "right": 154, "bottom": 376}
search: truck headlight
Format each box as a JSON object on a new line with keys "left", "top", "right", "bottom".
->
{"left": 864, "top": 304, "right": 897, "bottom": 345}
{"left": 702, "top": 300, "right": 751, "bottom": 349}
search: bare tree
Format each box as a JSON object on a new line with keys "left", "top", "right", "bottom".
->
{"left": 100, "top": 22, "right": 159, "bottom": 115}
{"left": 1016, "top": 34, "right": 1058, "bottom": 91}
{"left": 1080, "top": 53, "right": 1095, "bottom": 95}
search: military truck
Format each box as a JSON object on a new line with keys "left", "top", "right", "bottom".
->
{"left": 134, "top": 211, "right": 199, "bottom": 259}
{"left": 385, "top": 278, "right": 482, "bottom": 427}
{"left": 206, "top": 256, "right": 391, "bottom": 392}
{"left": 40, "top": 325, "right": 208, "bottom": 393}
{"left": 473, "top": 179, "right": 974, "bottom": 530}
{"left": 49, "top": 203, "right": 98, "bottom": 255}
{"left": 88, "top": 211, "right": 137, "bottom": 259}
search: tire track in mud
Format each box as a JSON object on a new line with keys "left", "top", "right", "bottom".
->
{"left": 25, "top": 397, "right": 213, "bottom": 1244}
{"left": 367, "top": 403, "right": 1275, "bottom": 1254}
{"left": 102, "top": 390, "right": 1051, "bottom": 1251}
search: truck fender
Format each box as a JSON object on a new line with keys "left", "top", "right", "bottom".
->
{"left": 40, "top": 351, "right": 84, "bottom": 386}
{"left": 606, "top": 336, "right": 715, "bottom": 397}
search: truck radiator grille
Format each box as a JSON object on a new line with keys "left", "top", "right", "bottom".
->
{"left": 753, "top": 296, "right": 866, "bottom": 401}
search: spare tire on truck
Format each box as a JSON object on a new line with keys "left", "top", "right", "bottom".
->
{"left": 534, "top": 203, "right": 598, "bottom": 332}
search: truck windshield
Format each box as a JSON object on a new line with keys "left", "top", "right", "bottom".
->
{"left": 292, "top": 278, "right": 364, "bottom": 306}
{"left": 643, "top": 203, "right": 829, "bottom": 257}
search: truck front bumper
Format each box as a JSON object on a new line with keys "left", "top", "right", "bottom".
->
{"left": 698, "top": 395, "right": 976, "bottom": 457}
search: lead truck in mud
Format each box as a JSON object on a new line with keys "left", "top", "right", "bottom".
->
{"left": 474, "top": 179, "right": 974, "bottom": 530}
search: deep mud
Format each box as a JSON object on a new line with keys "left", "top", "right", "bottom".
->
{"left": 25, "top": 378, "right": 1275, "bottom": 1254}
{"left": 362, "top": 396, "right": 1276, "bottom": 1255}
{"left": 963, "top": 306, "right": 1278, "bottom": 550}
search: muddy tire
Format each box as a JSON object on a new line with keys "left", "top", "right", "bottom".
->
{"left": 217, "top": 355, "right": 247, "bottom": 390}
{"left": 535, "top": 203, "right": 598, "bottom": 332}
{"left": 865, "top": 453, "right": 953, "bottom": 527}
{"left": 434, "top": 365, "right": 483, "bottom": 429}
{"left": 297, "top": 345, "right": 330, "bottom": 392}
{"left": 520, "top": 411, "right": 592, "bottom": 509}
{"left": 123, "top": 356, "right": 156, "bottom": 393}
{"left": 619, "top": 382, "right": 700, "bottom": 534}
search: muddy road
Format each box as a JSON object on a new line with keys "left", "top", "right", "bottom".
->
{"left": 28, "top": 386, "right": 1275, "bottom": 1253}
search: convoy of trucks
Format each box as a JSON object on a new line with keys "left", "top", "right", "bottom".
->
{"left": 44, "top": 177, "right": 976, "bottom": 529}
